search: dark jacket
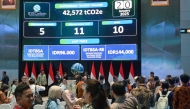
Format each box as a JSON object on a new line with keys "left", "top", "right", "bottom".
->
{"left": 110, "top": 93, "right": 138, "bottom": 109}
{"left": 2, "top": 75, "right": 9, "bottom": 85}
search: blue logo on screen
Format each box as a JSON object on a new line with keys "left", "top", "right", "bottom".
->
{"left": 28, "top": 4, "right": 47, "bottom": 17}
{"left": 33, "top": 5, "right": 41, "bottom": 12}
{"left": 24, "top": 2, "right": 50, "bottom": 19}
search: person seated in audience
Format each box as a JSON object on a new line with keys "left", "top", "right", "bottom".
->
{"left": 19, "top": 75, "right": 29, "bottom": 85}
{"left": 73, "top": 79, "right": 110, "bottom": 109}
{"left": 62, "top": 90, "right": 81, "bottom": 109}
{"left": 0, "top": 84, "right": 13, "bottom": 104}
{"left": 13, "top": 84, "right": 34, "bottom": 109}
{"left": 10, "top": 79, "right": 18, "bottom": 95}
{"left": 110, "top": 81, "right": 138, "bottom": 109}
{"left": 156, "top": 81, "right": 173, "bottom": 109}
{"left": 46, "top": 86, "right": 62, "bottom": 109}
{"left": 29, "top": 78, "right": 45, "bottom": 95}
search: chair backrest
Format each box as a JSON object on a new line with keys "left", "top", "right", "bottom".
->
{"left": 43, "top": 101, "right": 47, "bottom": 106}
{"left": 57, "top": 99, "right": 61, "bottom": 104}
{"left": 12, "top": 97, "right": 16, "bottom": 102}
{"left": 11, "top": 101, "right": 16, "bottom": 109}
{"left": 60, "top": 101, "right": 66, "bottom": 109}
{"left": 33, "top": 104, "right": 45, "bottom": 109}
{"left": 0, "top": 104, "right": 11, "bottom": 109}
{"left": 108, "top": 99, "right": 111, "bottom": 106}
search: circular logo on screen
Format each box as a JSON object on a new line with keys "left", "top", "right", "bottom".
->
{"left": 33, "top": 5, "right": 41, "bottom": 12}
{"left": 71, "top": 63, "right": 84, "bottom": 75}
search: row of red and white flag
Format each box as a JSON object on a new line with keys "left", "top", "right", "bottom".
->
{"left": 24, "top": 62, "right": 135, "bottom": 86}
{"left": 91, "top": 62, "right": 135, "bottom": 84}
{"left": 24, "top": 62, "right": 64, "bottom": 86}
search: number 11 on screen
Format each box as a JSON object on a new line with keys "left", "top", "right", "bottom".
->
{"left": 74, "top": 27, "right": 84, "bottom": 35}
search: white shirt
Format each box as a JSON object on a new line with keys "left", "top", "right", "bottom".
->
{"left": 59, "top": 83, "right": 66, "bottom": 91}
{"left": 30, "top": 84, "right": 45, "bottom": 95}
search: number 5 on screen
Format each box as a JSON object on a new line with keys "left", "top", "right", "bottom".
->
{"left": 40, "top": 28, "right": 45, "bottom": 35}
{"left": 115, "top": 0, "right": 132, "bottom": 10}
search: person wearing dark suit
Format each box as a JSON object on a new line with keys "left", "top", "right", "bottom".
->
{"left": 1, "top": 71, "right": 9, "bottom": 85}
{"left": 2, "top": 0, "right": 15, "bottom": 5}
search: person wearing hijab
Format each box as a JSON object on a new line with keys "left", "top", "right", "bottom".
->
{"left": 46, "top": 86, "right": 62, "bottom": 109}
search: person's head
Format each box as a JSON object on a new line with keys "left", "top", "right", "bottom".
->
{"left": 136, "top": 76, "right": 145, "bottom": 85}
{"left": 155, "top": 80, "right": 161, "bottom": 88}
{"left": 111, "top": 81, "right": 126, "bottom": 98}
{"left": 14, "top": 84, "right": 34, "bottom": 108}
{"left": 64, "top": 72, "right": 67, "bottom": 77}
{"left": 84, "top": 71, "right": 88, "bottom": 76}
{"left": 29, "top": 78, "right": 35, "bottom": 85}
{"left": 12, "top": 79, "right": 18, "bottom": 86}
{"left": 48, "top": 86, "right": 62, "bottom": 100}
{"left": 134, "top": 76, "right": 138, "bottom": 82}
{"left": 180, "top": 74, "right": 190, "bottom": 84}
{"left": 2, "top": 71, "right": 6, "bottom": 75}
{"left": 62, "top": 79, "right": 67, "bottom": 85}
{"left": 76, "top": 75, "right": 82, "bottom": 81}
{"left": 83, "top": 79, "right": 109, "bottom": 109}
{"left": 40, "top": 70, "right": 44, "bottom": 74}
{"left": 161, "top": 81, "right": 169, "bottom": 92}
{"left": 123, "top": 80, "right": 128, "bottom": 87}
{"left": 165, "top": 75, "right": 172, "bottom": 81}
{"left": 126, "top": 79, "right": 131, "bottom": 84}
{"left": 168, "top": 77, "right": 175, "bottom": 85}
{"left": 83, "top": 76, "right": 87, "bottom": 82}
{"left": 148, "top": 77, "right": 154, "bottom": 83}
{"left": 81, "top": 77, "right": 86, "bottom": 82}
{"left": 100, "top": 75, "right": 105, "bottom": 81}
{"left": 56, "top": 71, "right": 59, "bottom": 75}
{"left": 0, "top": 84, "right": 9, "bottom": 93}
{"left": 22, "top": 75, "right": 27, "bottom": 83}
{"left": 174, "top": 76, "right": 180, "bottom": 84}
{"left": 113, "top": 76, "right": 118, "bottom": 82}
{"left": 150, "top": 72, "right": 154, "bottom": 77}
{"left": 154, "top": 76, "right": 159, "bottom": 81}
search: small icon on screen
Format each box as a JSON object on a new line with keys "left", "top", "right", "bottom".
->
{"left": 33, "top": 4, "right": 41, "bottom": 12}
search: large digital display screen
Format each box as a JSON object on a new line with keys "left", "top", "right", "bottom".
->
{"left": 20, "top": 0, "right": 140, "bottom": 61}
